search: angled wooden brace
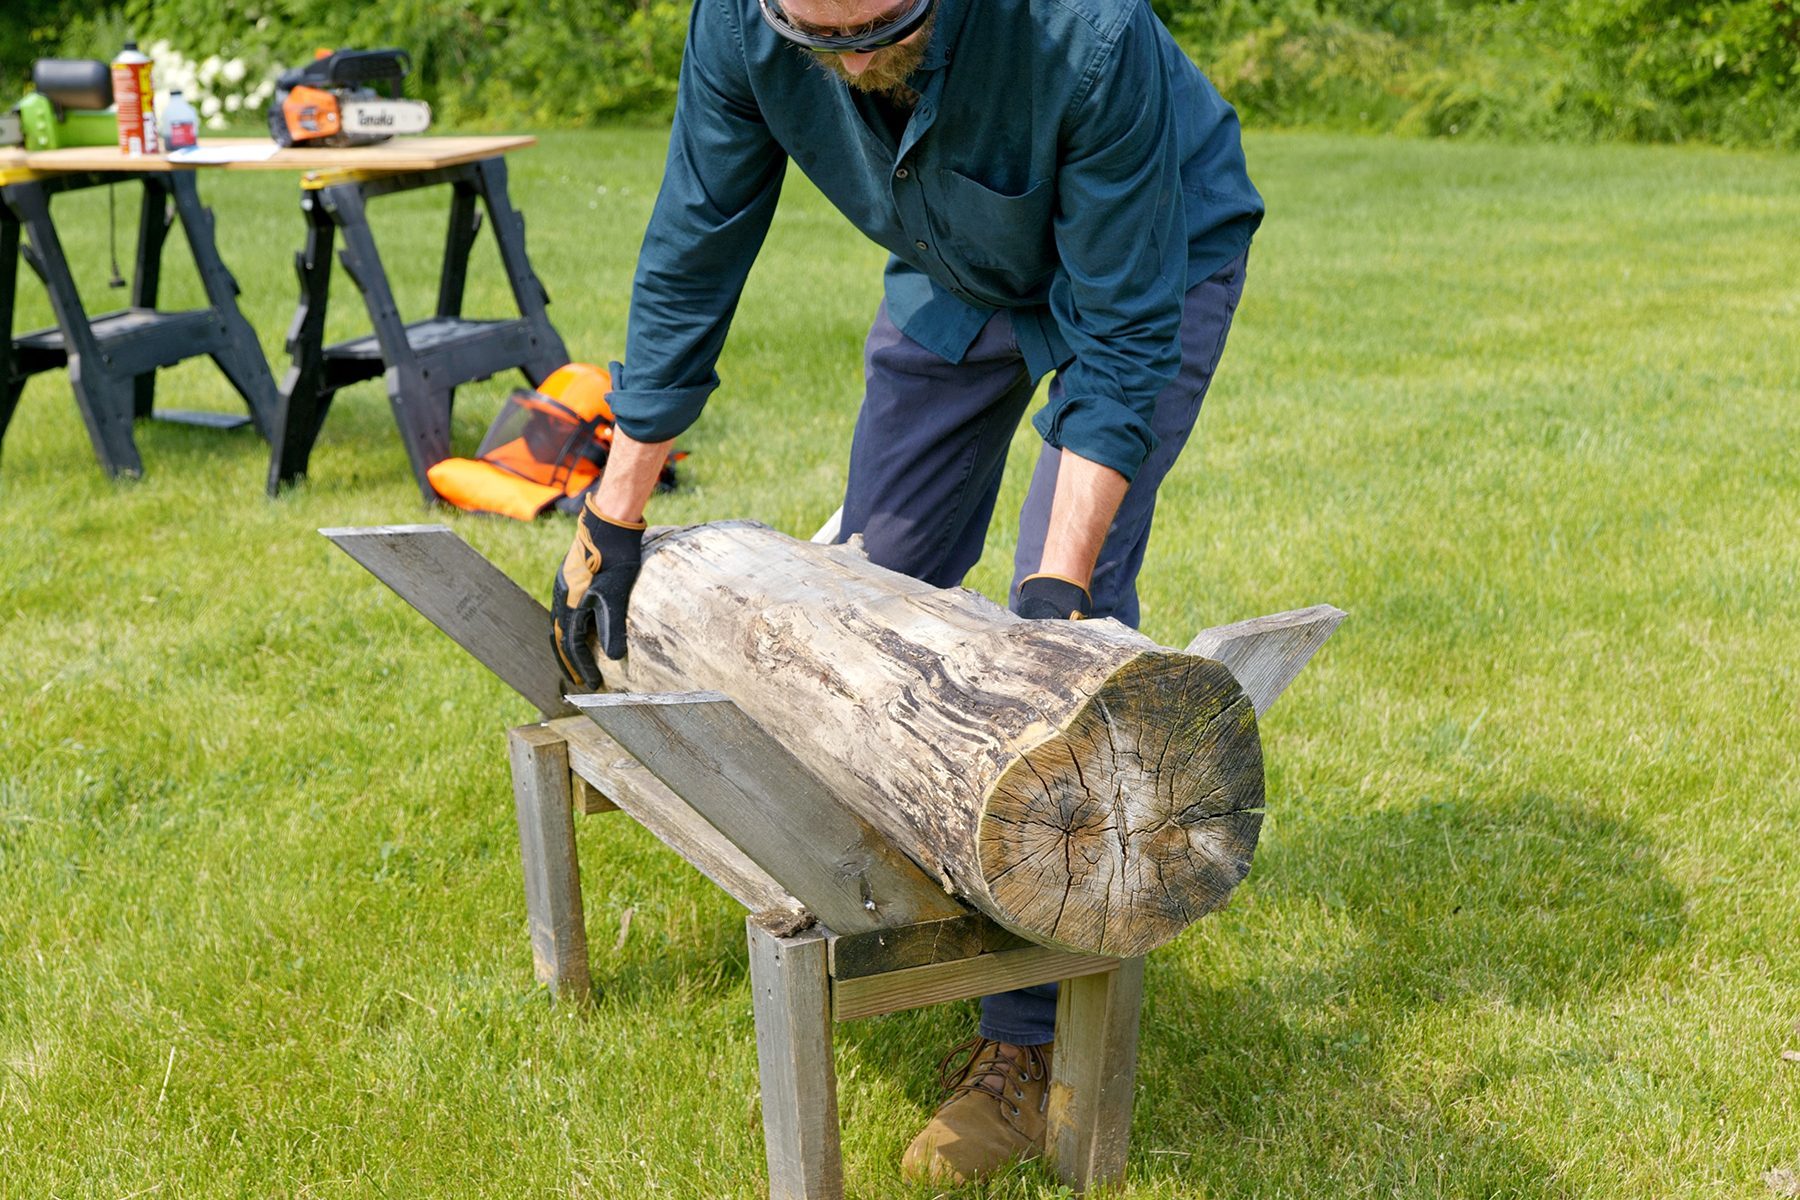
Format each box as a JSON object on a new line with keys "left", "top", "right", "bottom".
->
{"left": 1188, "top": 603, "right": 1347, "bottom": 717}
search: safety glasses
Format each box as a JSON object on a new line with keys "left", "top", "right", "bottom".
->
{"left": 758, "top": 0, "right": 936, "bottom": 52}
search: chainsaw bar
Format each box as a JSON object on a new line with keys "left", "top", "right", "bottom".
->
{"left": 338, "top": 99, "right": 432, "bottom": 138}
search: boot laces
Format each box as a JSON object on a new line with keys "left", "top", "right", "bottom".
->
{"left": 934, "top": 1037, "right": 1049, "bottom": 1117}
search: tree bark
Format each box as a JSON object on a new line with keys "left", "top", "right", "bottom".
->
{"left": 613, "top": 521, "right": 1264, "bottom": 958}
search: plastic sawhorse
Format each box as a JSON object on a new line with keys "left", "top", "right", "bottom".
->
{"left": 265, "top": 154, "right": 568, "bottom": 501}
{"left": 0, "top": 166, "right": 277, "bottom": 477}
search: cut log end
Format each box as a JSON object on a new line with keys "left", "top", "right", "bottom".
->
{"left": 977, "top": 652, "right": 1265, "bottom": 957}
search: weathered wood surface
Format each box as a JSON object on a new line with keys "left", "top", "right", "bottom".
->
{"left": 1186, "top": 605, "right": 1347, "bottom": 717}
{"left": 607, "top": 521, "right": 1264, "bottom": 958}
{"left": 508, "top": 725, "right": 590, "bottom": 1003}
{"left": 827, "top": 913, "right": 1030, "bottom": 981}
{"left": 571, "top": 773, "right": 617, "bottom": 814}
{"left": 748, "top": 920, "right": 843, "bottom": 1200}
{"left": 570, "top": 692, "right": 965, "bottom": 937}
{"left": 831, "top": 942, "right": 1119, "bottom": 1021}
{"left": 1047, "top": 956, "right": 1146, "bottom": 1191}
{"left": 322, "top": 525, "right": 575, "bottom": 719}
{"left": 548, "top": 716, "right": 807, "bottom": 928}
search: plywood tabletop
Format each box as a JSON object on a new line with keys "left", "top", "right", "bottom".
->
{"left": 15, "top": 135, "right": 536, "bottom": 175}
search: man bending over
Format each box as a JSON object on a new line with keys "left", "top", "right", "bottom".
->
{"left": 551, "top": 0, "right": 1261, "bottom": 1179}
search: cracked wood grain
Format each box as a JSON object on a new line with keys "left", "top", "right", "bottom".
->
{"left": 605, "top": 521, "right": 1266, "bottom": 957}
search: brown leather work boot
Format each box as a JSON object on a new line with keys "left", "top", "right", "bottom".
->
{"left": 900, "top": 1037, "right": 1054, "bottom": 1184}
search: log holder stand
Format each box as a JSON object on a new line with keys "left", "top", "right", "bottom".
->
{"left": 324, "top": 523, "right": 1344, "bottom": 1198}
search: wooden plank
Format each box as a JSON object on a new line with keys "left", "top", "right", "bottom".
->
{"left": 20, "top": 135, "right": 536, "bottom": 175}
{"left": 827, "top": 912, "right": 1026, "bottom": 981}
{"left": 832, "top": 945, "right": 1119, "bottom": 1022}
{"left": 570, "top": 692, "right": 966, "bottom": 937}
{"left": 508, "top": 724, "right": 590, "bottom": 1003}
{"left": 321, "top": 524, "right": 575, "bottom": 720}
{"left": 1046, "top": 956, "right": 1146, "bottom": 1192}
{"left": 747, "top": 919, "right": 844, "bottom": 1200}
{"left": 571, "top": 774, "right": 617, "bottom": 815}
{"left": 1186, "top": 604, "right": 1347, "bottom": 717}
{"left": 549, "top": 716, "right": 806, "bottom": 924}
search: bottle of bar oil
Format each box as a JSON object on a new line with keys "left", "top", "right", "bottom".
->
{"left": 162, "top": 90, "right": 200, "bottom": 150}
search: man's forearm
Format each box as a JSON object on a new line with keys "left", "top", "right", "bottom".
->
{"left": 593, "top": 430, "right": 674, "bottom": 523}
{"left": 1036, "top": 449, "right": 1131, "bottom": 589}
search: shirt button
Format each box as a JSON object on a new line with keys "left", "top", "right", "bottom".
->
{"left": 895, "top": 167, "right": 909, "bottom": 180}
{"left": 915, "top": 239, "right": 928, "bottom": 250}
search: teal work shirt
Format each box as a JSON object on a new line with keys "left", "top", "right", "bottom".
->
{"left": 611, "top": 0, "right": 1263, "bottom": 479}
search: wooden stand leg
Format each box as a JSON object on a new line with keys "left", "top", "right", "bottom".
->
{"left": 507, "top": 724, "right": 590, "bottom": 1003}
{"left": 746, "top": 918, "right": 843, "bottom": 1200}
{"left": 1047, "top": 956, "right": 1146, "bottom": 1192}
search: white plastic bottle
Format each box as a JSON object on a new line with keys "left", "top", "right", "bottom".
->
{"left": 162, "top": 90, "right": 199, "bottom": 150}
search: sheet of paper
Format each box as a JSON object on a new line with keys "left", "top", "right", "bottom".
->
{"left": 166, "top": 143, "right": 282, "bottom": 164}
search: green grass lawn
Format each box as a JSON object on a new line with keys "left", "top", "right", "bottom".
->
{"left": 2, "top": 126, "right": 1798, "bottom": 1198}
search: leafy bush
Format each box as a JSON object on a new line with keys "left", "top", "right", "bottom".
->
{"left": 1178, "top": 0, "right": 1800, "bottom": 147}
{"left": 8, "top": 0, "right": 1799, "bottom": 147}
{"left": 8, "top": 0, "right": 687, "bottom": 127}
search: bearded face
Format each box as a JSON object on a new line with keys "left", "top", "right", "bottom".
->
{"left": 806, "top": 9, "right": 935, "bottom": 101}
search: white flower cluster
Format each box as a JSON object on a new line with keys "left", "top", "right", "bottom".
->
{"left": 145, "top": 40, "right": 282, "bottom": 131}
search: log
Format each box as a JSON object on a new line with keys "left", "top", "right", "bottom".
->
{"left": 607, "top": 521, "right": 1263, "bottom": 958}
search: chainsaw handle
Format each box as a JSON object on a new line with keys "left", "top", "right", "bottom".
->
{"left": 286, "top": 48, "right": 414, "bottom": 90}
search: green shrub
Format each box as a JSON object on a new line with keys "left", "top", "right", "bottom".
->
{"left": 8, "top": 0, "right": 1799, "bottom": 148}
{"left": 1178, "top": 0, "right": 1800, "bottom": 148}
{"left": 10, "top": 0, "right": 688, "bottom": 127}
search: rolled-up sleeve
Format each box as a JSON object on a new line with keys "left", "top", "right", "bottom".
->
{"left": 609, "top": 0, "right": 788, "bottom": 442}
{"left": 1031, "top": 4, "right": 1186, "bottom": 481}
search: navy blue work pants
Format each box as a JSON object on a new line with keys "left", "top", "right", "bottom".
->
{"left": 835, "top": 252, "right": 1248, "bottom": 1044}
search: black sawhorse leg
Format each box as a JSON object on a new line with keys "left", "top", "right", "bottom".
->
{"left": 7, "top": 176, "right": 141, "bottom": 475}
{"left": 0, "top": 200, "right": 28, "bottom": 457}
{"left": 472, "top": 156, "right": 568, "bottom": 383}
{"left": 166, "top": 172, "right": 279, "bottom": 438}
{"left": 129, "top": 180, "right": 171, "bottom": 420}
{"left": 265, "top": 189, "right": 339, "bottom": 492}
{"left": 265, "top": 156, "right": 570, "bottom": 501}
{"left": 0, "top": 169, "right": 277, "bottom": 479}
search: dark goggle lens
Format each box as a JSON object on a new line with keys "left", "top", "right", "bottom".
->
{"left": 758, "top": 0, "right": 935, "bottom": 52}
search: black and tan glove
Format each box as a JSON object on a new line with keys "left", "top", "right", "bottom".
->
{"left": 1014, "top": 573, "right": 1093, "bottom": 621}
{"left": 551, "top": 494, "right": 646, "bottom": 690}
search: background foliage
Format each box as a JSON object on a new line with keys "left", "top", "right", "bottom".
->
{"left": 1178, "top": 0, "right": 1800, "bottom": 147}
{"left": 7, "top": 0, "right": 1800, "bottom": 146}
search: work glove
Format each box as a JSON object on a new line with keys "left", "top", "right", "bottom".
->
{"left": 551, "top": 494, "right": 646, "bottom": 691}
{"left": 1014, "top": 573, "right": 1093, "bottom": 621}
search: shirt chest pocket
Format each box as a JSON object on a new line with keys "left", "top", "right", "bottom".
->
{"left": 933, "top": 169, "right": 1056, "bottom": 285}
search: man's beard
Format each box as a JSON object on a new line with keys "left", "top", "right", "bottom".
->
{"left": 808, "top": 14, "right": 934, "bottom": 103}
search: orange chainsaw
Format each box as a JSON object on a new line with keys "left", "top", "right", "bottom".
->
{"left": 268, "top": 48, "right": 432, "bottom": 147}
